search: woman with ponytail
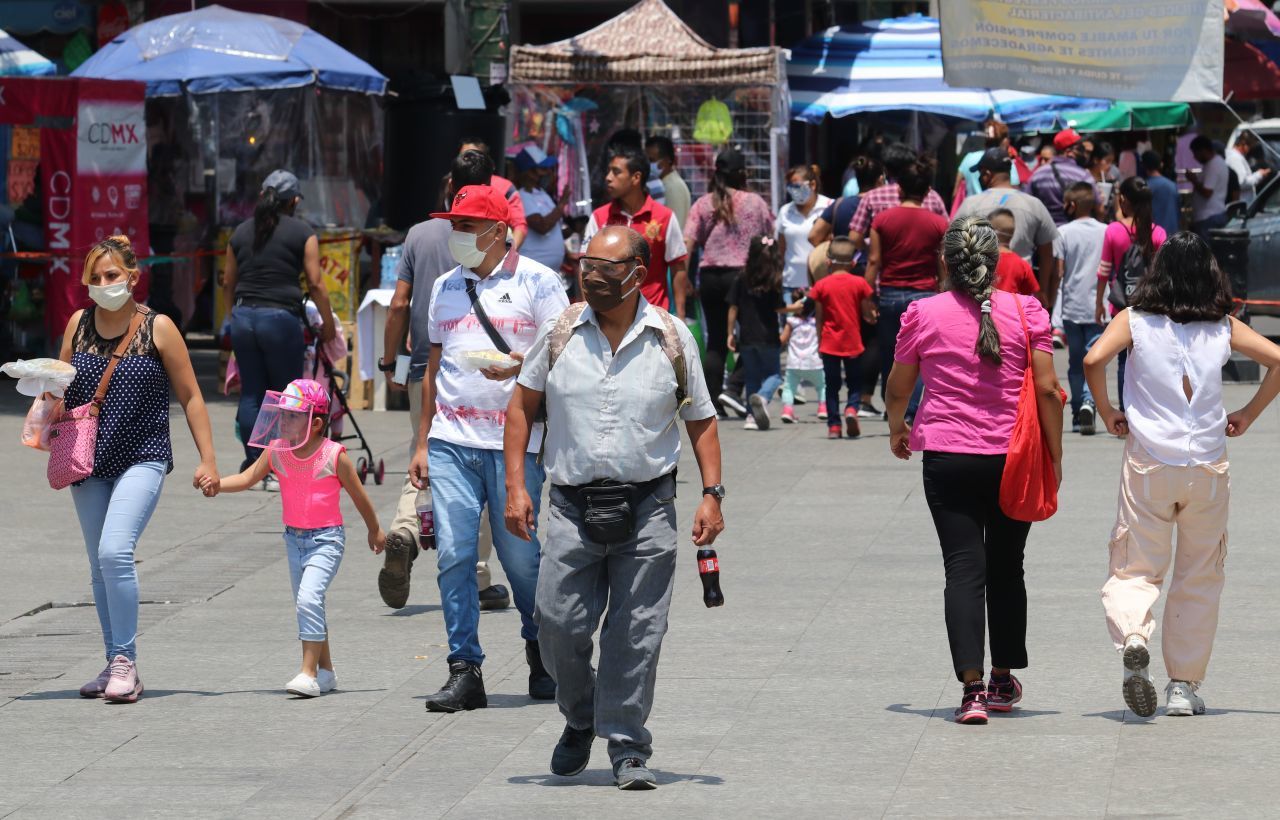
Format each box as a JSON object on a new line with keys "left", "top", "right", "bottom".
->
{"left": 224, "top": 170, "right": 336, "bottom": 476}
{"left": 886, "top": 215, "right": 1064, "bottom": 725}
{"left": 684, "top": 147, "right": 776, "bottom": 414}
{"left": 1095, "top": 176, "right": 1166, "bottom": 407}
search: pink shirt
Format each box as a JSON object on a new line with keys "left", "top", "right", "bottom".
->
{"left": 270, "top": 439, "right": 345, "bottom": 529}
{"left": 895, "top": 290, "right": 1053, "bottom": 454}
{"left": 683, "top": 189, "right": 776, "bottom": 268}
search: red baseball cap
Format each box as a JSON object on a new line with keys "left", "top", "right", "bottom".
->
{"left": 1053, "top": 128, "right": 1084, "bottom": 152}
{"left": 430, "top": 185, "right": 510, "bottom": 222}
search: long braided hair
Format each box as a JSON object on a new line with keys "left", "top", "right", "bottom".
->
{"left": 942, "top": 215, "right": 1002, "bottom": 365}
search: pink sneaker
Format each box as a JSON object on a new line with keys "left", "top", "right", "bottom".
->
{"left": 781, "top": 407, "right": 796, "bottom": 424}
{"left": 79, "top": 664, "right": 112, "bottom": 698}
{"left": 104, "top": 655, "right": 143, "bottom": 703}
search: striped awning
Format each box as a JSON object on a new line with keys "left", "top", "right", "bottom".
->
{"left": 0, "top": 29, "right": 55, "bottom": 76}
{"left": 787, "top": 15, "right": 1107, "bottom": 125}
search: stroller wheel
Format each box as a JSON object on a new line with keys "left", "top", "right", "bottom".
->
{"left": 374, "top": 459, "right": 386, "bottom": 485}
{"left": 356, "top": 456, "right": 369, "bottom": 484}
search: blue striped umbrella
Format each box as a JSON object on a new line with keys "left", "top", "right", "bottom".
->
{"left": 788, "top": 15, "right": 1107, "bottom": 125}
{"left": 0, "top": 29, "right": 56, "bottom": 77}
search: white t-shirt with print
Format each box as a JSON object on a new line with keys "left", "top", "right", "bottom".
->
{"left": 427, "top": 251, "right": 569, "bottom": 452}
{"left": 785, "top": 315, "right": 822, "bottom": 371}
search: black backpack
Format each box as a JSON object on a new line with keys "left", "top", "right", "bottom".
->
{"left": 1108, "top": 238, "right": 1148, "bottom": 310}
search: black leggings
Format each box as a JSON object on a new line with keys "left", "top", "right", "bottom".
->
{"left": 698, "top": 266, "right": 741, "bottom": 405}
{"left": 922, "top": 451, "right": 1032, "bottom": 681}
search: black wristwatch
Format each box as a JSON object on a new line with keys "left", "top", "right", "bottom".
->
{"left": 377, "top": 358, "right": 397, "bottom": 373}
{"left": 702, "top": 484, "right": 726, "bottom": 500}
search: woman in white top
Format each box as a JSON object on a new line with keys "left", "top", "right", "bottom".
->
{"left": 1084, "top": 232, "right": 1280, "bottom": 719}
{"left": 776, "top": 165, "right": 832, "bottom": 291}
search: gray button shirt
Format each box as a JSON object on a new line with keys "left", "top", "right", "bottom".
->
{"left": 518, "top": 299, "right": 716, "bottom": 487}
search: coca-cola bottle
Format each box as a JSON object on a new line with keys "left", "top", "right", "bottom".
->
{"left": 697, "top": 548, "right": 724, "bottom": 608}
{"left": 416, "top": 488, "right": 436, "bottom": 550}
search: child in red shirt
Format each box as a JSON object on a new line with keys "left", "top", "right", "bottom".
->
{"left": 806, "top": 237, "right": 877, "bottom": 439}
{"left": 989, "top": 208, "right": 1042, "bottom": 301}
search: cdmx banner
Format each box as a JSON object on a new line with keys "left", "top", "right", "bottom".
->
{"left": 939, "top": 0, "right": 1224, "bottom": 103}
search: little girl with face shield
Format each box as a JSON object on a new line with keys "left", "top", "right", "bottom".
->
{"left": 204, "top": 379, "right": 386, "bottom": 697}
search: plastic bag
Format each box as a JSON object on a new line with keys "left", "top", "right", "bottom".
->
{"left": 1, "top": 358, "right": 77, "bottom": 398}
{"left": 22, "top": 395, "right": 60, "bottom": 451}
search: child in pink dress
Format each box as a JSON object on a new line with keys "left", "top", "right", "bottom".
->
{"left": 206, "top": 379, "right": 385, "bottom": 697}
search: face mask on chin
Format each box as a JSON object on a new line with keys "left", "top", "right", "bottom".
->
{"left": 448, "top": 225, "right": 500, "bottom": 269}
{"left": 582, "top": 265, "right": 640, "bottom": 314}
{"left": 88, "top": 280, "right": 132, "bottom": 311}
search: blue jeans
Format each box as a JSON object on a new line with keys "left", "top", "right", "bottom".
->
{"left": 1063, "top": 320, "right": 1103, "bottom": 417}
{"left": 428, "top": 439, "right": 545, "bottom": 665}
{"left": 822, "top": 353, "right": 862, "bottom": 423}
{"left": 740, "top": 344, "right": 782, "bottom": 403}
{"left": 878, "top": 287, "right": 930, "bottom": 417}
{"left": 70, "top": 461, "right": 166, "bottom": 662}
{"left": 284, "top": 525, "right": 345, "bottom": 642}
{"left": 230, "top": 305, "right": 305, "bottom": 468}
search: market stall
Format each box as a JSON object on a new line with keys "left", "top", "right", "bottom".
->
{"left": 0, "top": 77, "right": 149, "bottom": 357}
{"left": 507, "top": 0, "right": 789, "bottom": 211}
{"left": 72, "top": 4, "right": 388, "bottom": 334}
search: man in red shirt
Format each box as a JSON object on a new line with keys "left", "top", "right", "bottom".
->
{"left": 581, "top": 145, "right": 690, "bottom": 317}
{"left": 807, "top": 237, "right": 878, "bottom": 440}
{"left": 459, "top": 138, "right": 528, "bottom": 250}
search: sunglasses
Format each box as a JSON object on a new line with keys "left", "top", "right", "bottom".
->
{"left": 579, "top": 255, "right": 640, "bottom": 277}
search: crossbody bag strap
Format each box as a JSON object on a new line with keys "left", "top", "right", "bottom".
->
{"left": 1011, "top": 293, "right": 1034, "bottom": 362}
{"left": 464, "top": 277, "right": 512, "bottom": 355}
{"left": 90, "top": 308, "right": 146, "bottom": 416}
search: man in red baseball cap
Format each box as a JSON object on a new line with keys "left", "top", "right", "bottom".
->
{"left": 411, "top": 182, "right": 570, "bottom": 714}
{"left": 1029, "top": 128, "right": 1097, "bottom": 226}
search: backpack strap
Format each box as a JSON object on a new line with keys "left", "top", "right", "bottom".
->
{"left": 547, "top": 302, "right": 589, "bottom": 370}
{"left": 652, "top": 307, "right": 691, "bottom": 412}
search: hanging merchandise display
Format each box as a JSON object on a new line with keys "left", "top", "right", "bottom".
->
{"left": 693, "top": 99, "right": 733, "bottom": 145}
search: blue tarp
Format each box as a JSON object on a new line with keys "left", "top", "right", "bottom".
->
{"left": 0, "top": 28, "right": 56, "bottom": 76}
{"left": 787, "top": 15, "right": 1108, "bottom": 125}
{"left": 71, "top": 4, "right": 386, "bottom": 96}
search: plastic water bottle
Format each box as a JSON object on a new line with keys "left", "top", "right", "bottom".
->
{"left": 416, "top": 488, "right": 435, "bottom": 550}
{"left": 380, "top": 245, "right": 403, "bottom": 290}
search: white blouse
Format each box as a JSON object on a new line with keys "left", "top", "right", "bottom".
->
{"left": 1124, "top": 309, "right": 1232, "bottom": 466}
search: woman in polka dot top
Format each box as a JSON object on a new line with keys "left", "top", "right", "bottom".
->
{"left": 57, "top": 236, "right": 220, "bottom": 704}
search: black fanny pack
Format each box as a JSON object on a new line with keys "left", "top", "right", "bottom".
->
{"left": 556, "top": 473, "right": 674, "bottom": 544}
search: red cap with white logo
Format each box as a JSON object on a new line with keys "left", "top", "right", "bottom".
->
{"left": 430, "top": 185, "right": 510, "bottom": 222}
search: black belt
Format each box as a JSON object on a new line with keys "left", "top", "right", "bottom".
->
{"left": 553, "top": 471, "right": 675, "bottom": 506}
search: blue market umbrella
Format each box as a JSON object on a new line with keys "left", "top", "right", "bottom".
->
{"left": 0, "top": 29, "right": 56, "bottom": 77}
{"left": 787, "top": 14, "right": 1108, "bottom": 125}
{"left": 71, "top": 4, "right": 386, "bottom": 96}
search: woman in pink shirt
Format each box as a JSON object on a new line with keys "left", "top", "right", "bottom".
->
{"left": 1095, "top": 176, "right": 1166, "bottom": 407}
{"left": 886, "top": 216, "right": 1064, "bottom": 725}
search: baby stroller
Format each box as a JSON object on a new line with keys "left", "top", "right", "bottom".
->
{"left": 303, "top": 303, "right": 385, "bottom": 485}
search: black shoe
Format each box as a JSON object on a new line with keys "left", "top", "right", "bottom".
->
{"left": 550, "top": 723, "right": 594, "bottom": 776}
{"left": 423, "top": 661, "right": 487, "bottom": 712}
{"left": 613, "top": 757, "right": 657, "bottom": 790}
{"left": 377, "top": 530, "right": 417, "bottom": 609}
{"left": 478, "top": 584, "right": 511, "bottom": 611}
{"left": 525, "top": 639, "right": 556, "bottom": 700}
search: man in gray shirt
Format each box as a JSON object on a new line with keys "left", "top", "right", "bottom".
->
{"left": 504, "top": 226, "right": 724, "bottom": 790}
{"left": 376, "top": 149, "right": 509, "bottom": 612}
{"left": 956, "top": 148, "right": 1059, "bottom": 308}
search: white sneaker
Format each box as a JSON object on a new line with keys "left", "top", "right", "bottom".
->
{"left": 718, "top": 392, "right": 748, "bottom": 418}
{"left": 317, "top": 668, "right": 337, "bottom": 693}
{"left": 286, "top": 672, "right": 321, "bottom": 698}
{"left": 748, "top": 394, "right": 771, "bottom": 430}
{"left": 1165, "top": 680, "right": 1206, "bottom": 716}
{"left": 262, "top": 474, "right": 280, "bottom": 493}
{"left": 743, "top": 416, "right": 758, "bottom": 431}
{"left": 1121, "top": 635, "right": 1157, "bottom": 718}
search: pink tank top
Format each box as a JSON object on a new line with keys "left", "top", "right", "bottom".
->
{"left": 270, "top": 439, "right": 345, "bottom": 529}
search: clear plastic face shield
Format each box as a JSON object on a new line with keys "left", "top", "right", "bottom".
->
{"left": 248, "top": 387, "right": 318, "bottom": 452}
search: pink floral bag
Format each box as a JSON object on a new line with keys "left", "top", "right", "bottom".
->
{"left": 47, "top": 311, "right": 143, "bottom": 490}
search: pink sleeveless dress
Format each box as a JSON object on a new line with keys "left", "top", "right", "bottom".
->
{"left": 270, "top": 439, "right": 345, "bottom": 529}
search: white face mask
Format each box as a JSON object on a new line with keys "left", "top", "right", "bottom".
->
{"left": 88, "top": 281, "right": 132, "bottom": 311}
{"left": 448, "top": 226, "right": 500, "bottom": 269}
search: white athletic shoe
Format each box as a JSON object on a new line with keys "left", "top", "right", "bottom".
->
{"left": 317, "top": 668, "right": 337, "bottom": 694}
{"left": 1165, "top": 680, "right": 1206, "bottom": 716}
{"left": 743, "top": 416, "right": 758, "bottom": 431}
{"left": 749, "top": 394, "right": 771, "bottom": 430}
{"left": 286, "top": 672, "right": 321, "bottom": 698}
{"left": 1121, "top": 635, "right": 1157, "bottom": 718}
